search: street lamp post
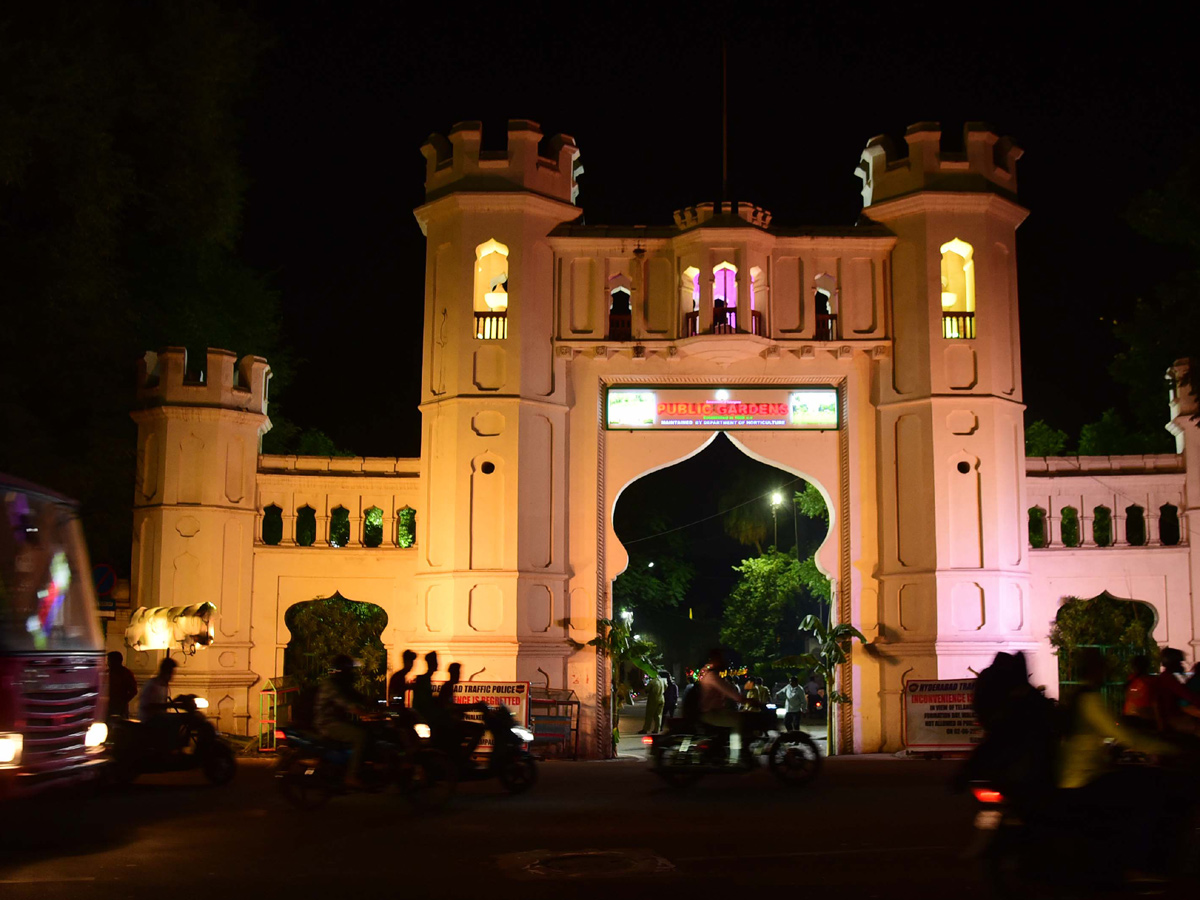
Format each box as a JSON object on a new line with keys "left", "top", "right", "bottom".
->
{"left": 770, "top": 490, "right": 783, "bottom": 548}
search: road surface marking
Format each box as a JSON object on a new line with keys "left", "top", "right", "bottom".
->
{"left": 676, "top": 845, "right": 948, "bottom": 862}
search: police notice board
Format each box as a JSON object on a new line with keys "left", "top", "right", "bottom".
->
{"left": 904, "top": 679, "right": 982, "bottom": 751}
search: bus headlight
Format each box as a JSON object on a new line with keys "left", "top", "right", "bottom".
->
{"left": 85, "top": 722, "right": 108, "bottom": 748}
{"left": 0, "top": 733, "right": 22, "bottom": 766}
{"left": 414, "top": 724, "right": 431, "bottom": 739}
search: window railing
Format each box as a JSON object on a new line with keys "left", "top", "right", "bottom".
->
{"left": 942, "top": 311, "right": 975, "bottom": 339}
{"left": 608, "top": 313, "right": 632, "bottom": 340}
{"left": 475, "top": 310, "right": 508, "bottom": 340}
{"left": 815, "top": 313, "right": 837, "bottom": 341}
{"left": 684, "top": 309, "right": 763, "bottom": 337}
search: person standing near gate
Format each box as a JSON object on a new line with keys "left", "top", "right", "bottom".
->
{"left": 776, "top": 675, "right": 807, "bottom": 732}
{"left": 662, "top": 672, "right": 679, "bottom": 722}
{"left": 638, "top": 670, "right": 665, "bottom": 734}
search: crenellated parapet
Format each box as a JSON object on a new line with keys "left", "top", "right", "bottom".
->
{"left": 855, "top": 122, "right": 1022, "bottom": 207}
{"left": 421, "top": 119, "right": 582, "bottom": 205}
{"left": 136, "top": 347, "right": 271, "bottom": 415}
{"left": 672, "top": 200, "right": 772, "bottom": 230}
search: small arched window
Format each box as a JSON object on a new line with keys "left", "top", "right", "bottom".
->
{"left": 609, "top": 288, "right": 632, "bottom": 340}
{"left": 1028, "top": 507, "right": 1047, "bottom": 548}
{"left": 329, "top": 506, "right": 350, "bottom": 548}
{"left": 1060, "top": 506, "right": 1080, "bottom": 548}
{"left": 262, "top": 504, "right": 283, "bottom": 546}
{"left": 296, "top": 505, "right": 317, "bottom": 547}
{"left": 1159, "top": 504, "right": 1181, "bottom": 546}
{"left": 1125, "top": 505, "right": 1146, "bottom": 546}
{"left": 683, "top": 266, "right": 701, "bottom": 335}
{"left": 1092, "top": 506, "right": 1112, "bottom": 547}
{"left": 396, "top": 506, "right": 416, "bottom": 548}
{"left": 363, "top": 506, "right": 383, "bottom": 548}
{"left": 813, "top": 273, "right": 838, "bottom": 341}
{"left": 940, "top": 238, "right": 976, "bottom": 339}
{"left": 474, "top": 239, "right": 509, "bottom": 340}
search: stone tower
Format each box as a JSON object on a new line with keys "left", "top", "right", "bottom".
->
{"left": 129, "top": 347, "right": 271, "bottom": 734}
{"left": 411, "top": 121, "right": 582, "bottom": 686}
{"left": 857, "top": 124, "right": 1045, "bottom": 700}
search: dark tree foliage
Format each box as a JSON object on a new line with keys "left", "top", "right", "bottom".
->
{"left": 612, "top": 515, "right": 696, "bottom": 616}
{"left": 1110, "top": 164, "right": 1200, "bottom": 440}
{"left": 284, "top": 594, "right": 387, "bottom": 700}
{"left": 1025, "top": 420, "right": 1069, "bottom": 456}
{"left": 1050, "top": 593, "right": 1157, "bottom": 684}
{"left": 0, "top": 4, "right": 287, "bottom": 570}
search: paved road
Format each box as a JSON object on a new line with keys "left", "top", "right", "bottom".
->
{"left": 1, "top": 754, "right": 990, "bottom": 899}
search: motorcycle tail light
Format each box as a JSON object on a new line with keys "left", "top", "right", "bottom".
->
{"left": 641, "top": 735, "right": 654, "bottom": 745}
{"left": 972, "top": 787, "right": 1004, "bottom": 805}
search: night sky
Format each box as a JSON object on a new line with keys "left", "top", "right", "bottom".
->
{"left": 239, "top": 3, "right": 1198, "bottom": 458}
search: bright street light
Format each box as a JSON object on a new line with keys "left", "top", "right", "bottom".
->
{"left": 619, "top": 608, "right": 633, "bottom": 627}
{"left": 647, "top": 561, "right": 655, "bottom": 568}
{"left": 770, "top": 490, "right": 784, "bottom": 546}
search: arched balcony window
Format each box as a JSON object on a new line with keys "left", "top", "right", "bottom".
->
{"left": 474, "top": 239, "right": 509, "bottom": 340}
{"left": 296, "top": 505, "right": 316, "bottom": 547}
{"left": 1028, "top": 506, "right": 1047, "bottom": 548}
{"left": 1060, "top": 506, "right": 1080, "bottom": 548}
{"left": 608, "top": 287, "right": 632, "bottom": 340}
{"left": 1160, "top": 504, "right": 1181, "bottom": 546}
{"left": 814, "top": 273, "right": 838, "bottom": 341}
{"left": 329, "top": 506, "right": 350, "bottom": 548}
{"left": 940, "top": 238, "right": 976, "bottom": 339}
{"left": 262, "top": 504, "right": 283, "bottom": 546}
{"left": 363, "top": 506, "right": 383, "bottom": 548}
{"left": 396, "top": 506, "right": 416, "bottom": 548}
{"left": 1092, "top": 506, "right": 1112, "bottom": 547}
{"left": 1125, "top": 505, "right": 1146, "bottom": 546}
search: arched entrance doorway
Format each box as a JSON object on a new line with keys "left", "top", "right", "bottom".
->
{"left": 610, "top": 434, "right": 834, "bottom": 741}
{"left": 1051, "top": 591, "right": 1158, "bottom": 709}
{"left": 284, "top": 592, "right": 389, "bottom": 720}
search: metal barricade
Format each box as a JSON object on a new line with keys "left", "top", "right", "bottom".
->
{"left": 258, "top": 675, "right": 298, "bottom": 752}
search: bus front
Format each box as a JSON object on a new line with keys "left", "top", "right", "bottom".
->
{"left": 1, "top": 477, "right": 108, "bottom": 799}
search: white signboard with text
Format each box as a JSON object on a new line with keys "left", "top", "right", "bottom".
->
{"left": 904, "top": 678, "right": 982, "bottom": 751}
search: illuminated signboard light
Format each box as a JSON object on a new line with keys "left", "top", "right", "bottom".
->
{"left": 606, "top": 386, "right": 838, "bottom": 431}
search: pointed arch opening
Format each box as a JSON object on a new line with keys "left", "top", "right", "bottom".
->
{"left": 940, "top": 238, "right": 976, "bottom": 339}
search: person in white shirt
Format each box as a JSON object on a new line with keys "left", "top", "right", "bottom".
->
{"left": 138, "top": 657, "right": 176, "bottom": 720}
{"left": 775, "top": 675, "right": 807, "bottom": 731}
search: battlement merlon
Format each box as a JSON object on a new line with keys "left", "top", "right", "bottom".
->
{"left": 421, "top": 119, "right": 582, "bottom": 205}
{"left": 855, "top": 122, "right": 1023, "bottom": 207}
{"left": 136, "top": 347, "right": 271, "bottom": 416}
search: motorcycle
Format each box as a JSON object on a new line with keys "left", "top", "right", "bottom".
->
{"left": 276, "top": 711, "right": 456, "bottom": 810}
{"left": 107, "top": 694, "right": 236, "bottom": 786}
{"left": 422, "top": 703, "right": 538, "bottom": 794}
{"left": 647, "top": 705, "right": 821, "bottom": 787}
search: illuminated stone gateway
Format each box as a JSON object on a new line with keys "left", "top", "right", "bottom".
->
{"left": 114, "top": 121, "right": 1200, "bottom": 755}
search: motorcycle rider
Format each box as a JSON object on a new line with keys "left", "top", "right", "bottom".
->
{"left": 387, "top": 649, "right": 418, "bottom": 709}
{"left": 138, "top": 657, "right": 179, "bottom": 751}
{"left": 315, "top": 655, "right": 369, "bottom": 789}
{"left": 698, "top": 649, "right": 748, "bottom": 762}
{"left": 438, "top": 661, "right": 487, "bottom": 757}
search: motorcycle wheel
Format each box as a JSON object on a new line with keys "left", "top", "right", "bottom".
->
{"left": 650, "top": 736, "right": 704, "bottom": 788}
{"left": 399, "top": 749, "right": 457, "bottom": 810}
{"left": 201, "top": 742, "right": 237, "bottom": 786}
{"left": 498, "top": 753, "right": 538, "bottom": 794}
{"left": 279, "top": 757, "right": 333, "bottom": 810}
{"left": 768, "top": 731, "right": 821, "bottom": 786}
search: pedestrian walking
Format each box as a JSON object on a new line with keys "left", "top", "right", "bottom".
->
{"left": 775, "top": 675, "right": 807, "bottom": 731}
{"left": 638, "top": 669, "right": 665, "bottom": 734}
{"left": 663, "top": 672, "right": 679, "bottom": 721}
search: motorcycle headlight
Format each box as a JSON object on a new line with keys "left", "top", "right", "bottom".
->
{"left": 511, "top": 727, "right": 535, "bottom": 743}
{"left": 194, "top": 697, "right": 210, "bottom": 710}
{"left": 414, "top": 723, "right": 431, "bottom": 739}
{"left": 85, "top": 722, "right": 108, "bottom": 748}
{"left": 0, "top": 733, "right": 22, "bottom": 766}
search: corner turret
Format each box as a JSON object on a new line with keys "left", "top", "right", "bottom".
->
{"left": 421, "top": 119, "right": 582, "bottom": 205}
{"left": 856, "top": 122, "right": 1022, "bottom": 207}
{"left": 137, "top": 347, "right": 270, "bottom": 416}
